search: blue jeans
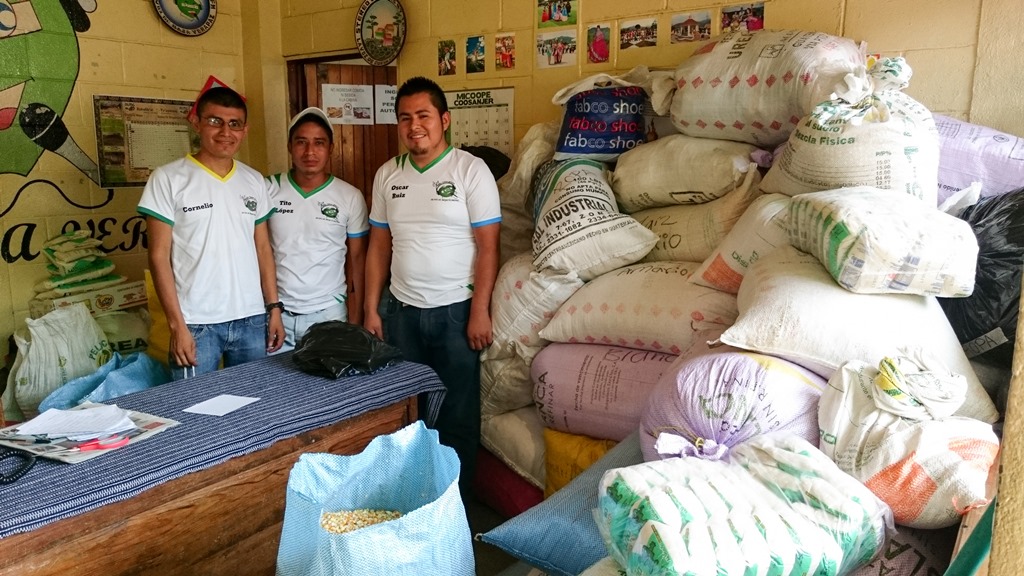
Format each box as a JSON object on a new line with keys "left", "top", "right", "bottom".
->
{"left": 169, "top": 313, "right": 267, "bottom": 380}
{"left": 273, "top": 301, "right": 347, "bottom": 354}
{"left": 380, "top": 288, "right": 480, "bottom": 492}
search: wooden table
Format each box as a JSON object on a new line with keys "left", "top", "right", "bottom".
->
{"left": 0, "top": 395, "right": 417, "bottom": 576}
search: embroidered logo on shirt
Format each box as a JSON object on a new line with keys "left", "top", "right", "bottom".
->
{"left": 319, "top": 202, "right": 339, "bottom": 219}
{"left": 435, "top": 180, "right": 457, "bottom": 199}
{"left": 241, "top": 195, "right": 257, "bottom": 212}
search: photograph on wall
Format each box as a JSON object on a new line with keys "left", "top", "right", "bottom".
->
{"left": 438, "top": 39, "right": 457, "bottom": 76}
{"left": 536, "top": 30, "right": 578, "bottom": 69}
{"left": 321, "top": 84, "right": 374, "bottom": 125}
{"left": 537, "top": 0, "right": 577, "bottom": 29}
{"left": 620, "top": 17, "right": 658, "bottom": 50}
{"left": 670, "top": 11, "right": 712, "bottom": 43}
{"left": 466, "top": 35, "right": 486, "bottom": 74}
{"left": 721, "top": 3, "right": 765, "bottom": 33}
{"left": 495, "top": 33, "right": 516, "bottom": 70}
{"left": 586, "top": 23, "right": 611, "bottom": 63}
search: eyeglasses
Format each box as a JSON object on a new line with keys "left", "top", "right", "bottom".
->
{"left": 200, "top": 116, "right": 246, "bottom": 131}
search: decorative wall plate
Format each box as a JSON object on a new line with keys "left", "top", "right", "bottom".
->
{"left": 153, "top": 0, "right": 217, "bottom": 37}
{"left": 354, "top": 0, "right": 406, "bottom": 66}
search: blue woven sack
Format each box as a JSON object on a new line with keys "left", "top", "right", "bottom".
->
{"left": 39, "top": 352, "right": 169, "bottom": 411}
{"left": 276, "top": 421, "right": 474, "bottom": 575}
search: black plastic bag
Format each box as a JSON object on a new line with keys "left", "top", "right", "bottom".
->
{"left": 292, "top": 321, "right": 403, "bottom": 378}
{"left": 939, "top": 187, "right": 1024, "bottom": 370}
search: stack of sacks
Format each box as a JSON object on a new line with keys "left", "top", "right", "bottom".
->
{"left": 610, "top": 134, "right": 765, "bottom": 263}
{"left": 640, "top": 346, "right": 826, "bottom": 462}
{"left": 718, "top": 246, "right": 999, "bottom": 424}
{"left": 481, "top": 253, "right": 582, "bottom": 419}
{"left": 33, "top": 230, "right": 126, "bottom": 301}
{"left": 482, "top": 74, "right": 660, "bottom": 493}
{"left": 670, "top": 29, "right": 866, "bottom": 147}
{"left": 597, "top": 434, "right": 894, "bottom": 575}
{"left": 761, "top": 57, "right": 941, "bottom": 205}
{"left": 819, "top": 350, "right": 999, "bottom": 529}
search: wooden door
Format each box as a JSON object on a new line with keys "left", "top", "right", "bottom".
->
{"left": 287, "top": 60, "right": 399, "bottom": 208}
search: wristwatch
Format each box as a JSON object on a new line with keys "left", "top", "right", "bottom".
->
{"left": 265, "top": 301, "right": 285, "bottom": 313}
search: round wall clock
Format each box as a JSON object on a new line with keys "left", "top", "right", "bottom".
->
{"left": 354, "top": 0, "right": 406, "bottom": 66}
{"left": 153, "top": 0, "right": 217, "bottom": 37}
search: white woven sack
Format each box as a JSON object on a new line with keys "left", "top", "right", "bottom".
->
{"left": 933, "top": 113, "right": 1024, "bottom": 207}
{"left": 632, "top": 168, "right": 763, "bottom": 263}
{"left": 610, "top": 134, "right": 761, "bottom": 212}
{"left": 539, "top": 261, "right": 738, "bottom": 356}
{"left": 497, "top": 122, "right": 560, "bottom": 267}
{"left": 671, "top": 29, "right": 865, "bottom": 147}
{"left": 480, "top": 345, "right": 541, "bottom": 419}
{"left": 532, "top": 343, "right": 678, "bottom": 442}
{"left": 532, "top": 159, "right": 657, "bottom": 280}
{"left": 818, "top": 359, "right": 999, "bottom": 528}
{"left": 490, "top": 253, "right": 584, "bottom": 349}
{"left": 10, "top": 304, "right": 111, "bottom": 419}
{"left": 719, "top": 246, "right": 999, "bottom": 423}
{"left": 761, "top": 58, "right": 940, "bottom": 205}
{"left": 788, "top": 187, "right": 978, "bottom": 296}
{"left": 690, "top": 193, "right": 790, "bottom": 293}
{"left": 481, "top": 406, "right": 546, "bottom": 489}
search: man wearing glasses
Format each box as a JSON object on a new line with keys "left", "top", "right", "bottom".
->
{"left": 138, "top": 86, "right": 286, "bottom": 380}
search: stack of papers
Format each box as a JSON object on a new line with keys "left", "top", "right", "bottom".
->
{"left": 0, "top": 403, "right": 180, "bottom": 464}
{"left": 17, "top": 404, "right": 136, "bottom": 441}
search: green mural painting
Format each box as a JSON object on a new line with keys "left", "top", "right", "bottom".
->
{"left": 0, "top": 0, "right": 100, "bottom": 183}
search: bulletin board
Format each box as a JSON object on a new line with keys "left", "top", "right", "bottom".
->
{"left": 444, "top": 87, "right": 515, "bottom": 158}
{"left": 94, "top": 95, "right": 197, "bottom": 187}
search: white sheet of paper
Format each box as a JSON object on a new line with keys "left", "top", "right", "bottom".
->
{"left": 183, "top": 395, "right": 260, "bottom": 416}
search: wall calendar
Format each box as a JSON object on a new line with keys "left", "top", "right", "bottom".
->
{"left": 444, "top": 87, "right": 514, "bottom": 158}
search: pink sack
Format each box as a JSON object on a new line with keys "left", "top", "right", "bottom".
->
{"left": 532, "top": 343, "right": 677, "bottom": 442}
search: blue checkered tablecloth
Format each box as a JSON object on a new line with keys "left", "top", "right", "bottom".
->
{"left": 0, "top": 354, "right": 444, "bottom": 539}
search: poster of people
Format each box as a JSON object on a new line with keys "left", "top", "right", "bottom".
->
{"left": 620, "top": 18, "right": 658, "bottom": 50}
{"left": 495, "top": 34, "right": 516, "bottom": 70}
{"left": 586, "top": 23, "right": 611, "bottom": 63}
{"left": 537, "top": 0, "right": 577, "bottom": 29}
{"left": 721, "top": 3, "right": 765, "bottom": 33}
{"left": 467, "top": 36, "right": 486, "bottom": 74}
{"left": 670, "top": 11, "right": 712, "bottom": 43}
{"left": 536, "top": 30, "right": 578, "bottom": 68}
{"left": 438, "top": 39, "right": 456, "bottom": 76}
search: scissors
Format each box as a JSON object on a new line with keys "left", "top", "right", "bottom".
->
{"left": 65, "top": 435, "right": 131, "bottom": 452}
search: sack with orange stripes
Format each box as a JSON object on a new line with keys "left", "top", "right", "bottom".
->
{"left": 817, "top": 349, "right": 999, "bottom": 529}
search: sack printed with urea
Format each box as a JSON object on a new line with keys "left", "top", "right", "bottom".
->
{"left": 555, "top": 86, "right": 647, "bottom": 162}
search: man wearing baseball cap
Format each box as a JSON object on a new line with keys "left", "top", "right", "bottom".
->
{"left": 266, "top": 107, "right": 369, "bottom": 351}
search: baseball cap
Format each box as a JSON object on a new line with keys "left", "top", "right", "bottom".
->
{"left": 288, "top": 107, "right": 333, "bottom": 143}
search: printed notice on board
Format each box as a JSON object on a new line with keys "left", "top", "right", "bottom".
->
{"left": 444, "top": 87, "right": 515, "bottom": 157}
{"left": 322, "top": 84, "right": 374, "bottom": 125}
{"left": 375, "top": 84, "right": 397, "bottom": 125}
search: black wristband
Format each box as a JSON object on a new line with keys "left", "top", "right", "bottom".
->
{"left": 265, "top": 301, "right": 285, "bottom": 313}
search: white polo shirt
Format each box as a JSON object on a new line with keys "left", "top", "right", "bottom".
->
{"left": 138, "top": 155, "right": 273, "bottom": 324}
{"left": 267, "top": 172, "right": 369, "bottom": 314}
{"left": 369, "top": 147, "right": 501, "bottom": 308}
